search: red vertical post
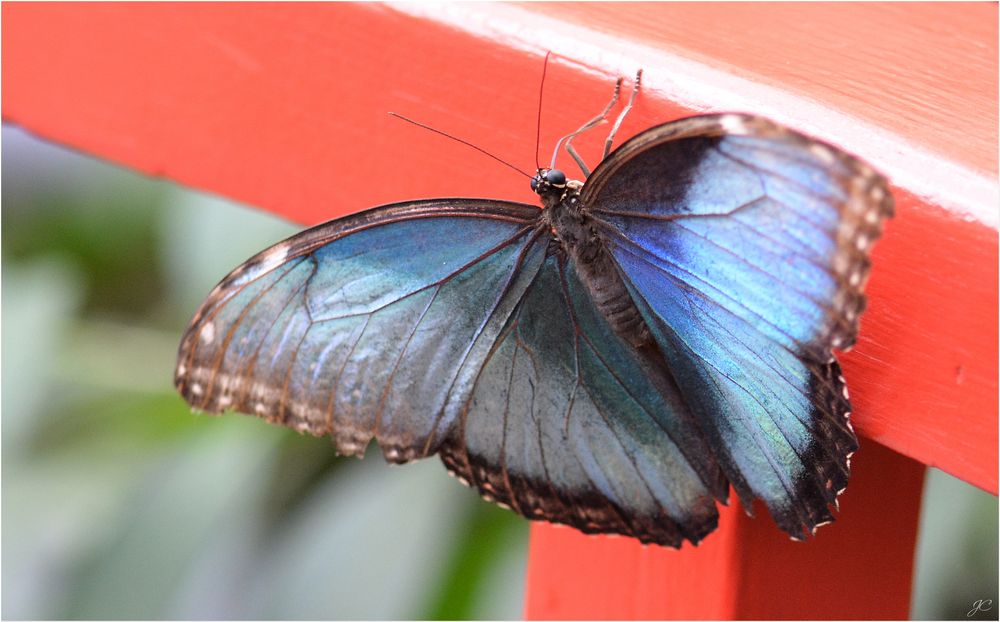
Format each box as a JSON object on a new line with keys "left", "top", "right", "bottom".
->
{"left": 526, "top": 441, "right": 925, "bottom": 619}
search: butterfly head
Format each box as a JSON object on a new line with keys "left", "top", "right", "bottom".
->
{"left": 532, "top": 168, "right": 583, "bottom": 209}
{"left": 531, "top": 167, "right": 566, "bottom": 191}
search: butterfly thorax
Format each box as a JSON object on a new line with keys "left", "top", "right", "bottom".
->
{"left": 534, "top": 168, "right": 652, "bottom": 348}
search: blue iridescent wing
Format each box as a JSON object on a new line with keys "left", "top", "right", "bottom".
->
{"left": 583, "top": 114, "right": 894, "bottom": 539}
{"left": 176, "top": 198, "right": 727, "bottom": 546}
{"left": 438, "top": 252, "right": 726, "bottom": 546}
{"left": 176, "top": 199, "right": 547, "bottom": 461}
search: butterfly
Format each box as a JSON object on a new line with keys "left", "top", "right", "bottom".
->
{"left": 175, "top": 71, "right": 893, "bottom": 547}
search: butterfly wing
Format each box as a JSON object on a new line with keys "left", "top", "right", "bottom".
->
{"left": 176, "top": 197, "right": 727, "bottom": 546}
{"left": 176, "top": 199, "right": 549, "bottom": 461}
{"left": 583, "top": 114, "right": 894, "bottom": 538}
{"left": 438, "top": 251, "right": 727, "bottom": 546}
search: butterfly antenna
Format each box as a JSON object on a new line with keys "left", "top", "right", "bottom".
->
{"left": 389, "top": 112, "right": 532, "bottom": 179}
{"left": 535, "top": 51, "right": 552, "bottom": 171}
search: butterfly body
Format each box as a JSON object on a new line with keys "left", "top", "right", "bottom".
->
{"left": 176, "top": 112, "right": 893, "bottom": 547}
{"left": 538, "top": 169, "right": 654, "bottom": 347}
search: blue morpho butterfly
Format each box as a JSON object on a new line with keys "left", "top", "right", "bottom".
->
{"left": 175, "top": 70, "right": 893, "bottom": 547}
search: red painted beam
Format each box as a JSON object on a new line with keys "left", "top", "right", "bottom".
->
{"left": 4, "top": 3, "right": 996, "bottom": 619}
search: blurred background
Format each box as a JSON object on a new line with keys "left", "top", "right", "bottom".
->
{"left": 2, "top": 124, "right": 996, "bottom": 620}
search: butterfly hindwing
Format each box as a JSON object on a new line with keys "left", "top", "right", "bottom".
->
{"left": 583, "top": 114, "right": 893, "bottom": 538}
{"left": 439, "top": 251, "right": 727, "bottom": 546}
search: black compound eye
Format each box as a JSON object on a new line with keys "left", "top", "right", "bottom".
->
{"left": 545, "top": 169, "right": 567, "bottom": 186}
{"left": 530, "top": 177, "right": 539, "bottom": 191}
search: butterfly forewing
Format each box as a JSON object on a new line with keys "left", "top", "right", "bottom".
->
{"left": 175, "top": 199, "right": 546, "bottom": 461}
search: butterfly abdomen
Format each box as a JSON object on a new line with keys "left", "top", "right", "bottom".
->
{"left": 577, "top": 244, "right": 653, "bottom": 348}
{"left": 549, "top": 199, "right": 652, "bottom": 348}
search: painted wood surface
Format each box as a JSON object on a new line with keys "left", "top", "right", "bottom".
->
{"left": 4, "top": 3, "right": 996, "bottom": 619}
{"left": 525, "top": 440, "right": 925, "bottom": 619}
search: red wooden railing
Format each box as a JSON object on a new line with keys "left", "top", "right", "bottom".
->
{"left": 5, "top": 4, "right": 996, "bottom": 619}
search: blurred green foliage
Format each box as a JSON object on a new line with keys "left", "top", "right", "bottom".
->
{"left": 2, "top": 125, "right": 995, "bottom": 620}
{"left": 2, "top": 126, "right": 528, "bottom": 620}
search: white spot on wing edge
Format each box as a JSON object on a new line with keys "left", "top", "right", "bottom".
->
{"left": 808, "top": 142, "right": 836, "bottom": 165}
{"left": 718, "top": 114, "right": 749, "bottom": 134}
{"left": 232, "top": 242, "right": 292, "bottom": 286}
{"left": 200, "top": 322, "right": 216, "bottom": 345}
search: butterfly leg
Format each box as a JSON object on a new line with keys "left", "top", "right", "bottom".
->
{"left": 550, "top": 76, "right": 624, "bottom": 176}
{"left": 602, "top": 70, "right": 642, "bottom": 159}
